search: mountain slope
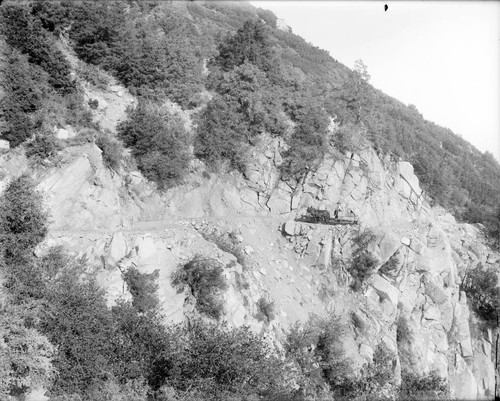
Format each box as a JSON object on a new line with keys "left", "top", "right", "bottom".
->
{"left": 0, "top": 1, "right": 499, "bottom": 400}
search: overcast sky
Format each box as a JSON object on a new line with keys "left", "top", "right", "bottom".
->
{"left": 251, "top": 1, "right": 500, "bottom": 161}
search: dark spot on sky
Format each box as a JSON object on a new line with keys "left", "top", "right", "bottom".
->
{"left": 385, "top": 4, "right": 389, "bottom": 12}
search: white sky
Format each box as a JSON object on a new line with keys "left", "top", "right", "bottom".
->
{"left": 250, "top": 1, "right": 500, "bottom": 161}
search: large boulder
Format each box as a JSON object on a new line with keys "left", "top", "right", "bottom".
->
{"left": 370, "top": 274, "right": 399, "bottom": 307}
{"left": 0, "top": 139, "right": 9, "bottom": 152}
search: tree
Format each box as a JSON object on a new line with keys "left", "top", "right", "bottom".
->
{"left": 336, "top": 59, "right": 372, "bottom": 124}
{"left": 0, "top": 174, "right": 48, "bottom": 262}
{"left": 280, "top": 92, "right": 330, "bottom": 181}
{"left": 212, "top": 20, "right": 275, "bottom": 74}
{"left": 194, "top": 96, "right": 250, "bottom": 171}
{"left": 117, "top": 102, "right": 191, "bottom": 188}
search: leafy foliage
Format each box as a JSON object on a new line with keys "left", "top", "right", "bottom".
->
{"left": 40, "top": 269, "right": 116, "bottom": 396}
{"left": 285, "top": 314, "right": 350, "bottom": 399}
{"left": 280, "top": 94, "right": 330, "bottom": 180}
{"left": 200, "top": 229, "right": 247, "bottom": 269}
{"left": 398, "top": 370, "right": 450, "bottom": 400}
{"left": 123, "top": 267, "right": 160, "bottom": 313}
{"left": 212, "top": 19, "right": 276, "bottom": 76}
{"left": 117, "top": 102, "right": 191, "bottom": 188}
{"left": 331, "top": 344, "right": 396, "bottom": 400}
{"left": 34, "top": 1, "right": 203, "bottom": 107}
{"left": 194, "top": 95, "right": 251, "bottom": 172}
{"left": 0, "top": 175, "right": 48, "bottom": 262}
{"left": 461, "top": 263, "right": 499, "bottom": 327}
{"left": 157, "top": 320, "right": 288, "bottom": 400}
{"left": 255, "top": 297, "right": 276, "bottom": 324}
{"left": 348, "top": 230, "right": 378, "bottom": 290}
{"left": 171, "top": 256, "right": 227, "bottom": 320}
{"left": 95, "top": 133, "right": 123, "bottom": 171}
{"left": 0, "top": 3, "right": 75, "bottom": 94}
{"left": 0, "top": 50, "right": 45, "bottom": 147}
{"left": 25, "top": 134, "right": 61, "bottom": 164}
{"left": 0, "top": 307, "right": 55, "bottom": 399}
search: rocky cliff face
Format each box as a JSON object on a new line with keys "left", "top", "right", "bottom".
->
{"left": 0, "top": 81, "right": 497, "bottom": 400}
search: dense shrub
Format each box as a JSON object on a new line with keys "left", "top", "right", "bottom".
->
{"left": 110, "top": 300, "right": 168, "bottom": 387}
{"left": 158, "top": 320, "right": 288, "bottom": 400}
{"left": 331, "top": 123, "right": 366, "bottom": 154}
{"left": 76, "top": 61, "right": 110, "bottom": 89}
{"left": 40, "top": 270, "right": 116, "bottom": 396}
{"left": 200, "top": 229, "right": 247, "bottom": 268}
{"left": 123, "top": 267, "right": 160, "bottom": 313}
{"left": 171, "top": 255, "right": 227, "bottom": 320}
{"left": 285, "top": 314, "right": 350, "bottom": 398}
{"left": 0, "top": 51, "right": 45, "bottom": 147}
{"left": 0, "top": 175, "right": 48, "bottom": 262}
{"left": 0, "top": 307, "right": 55, "bottom": 399}
{"left": 348, "top": 230, "right": 378, "bottom": 290}
{"left": 396, "top": 315, "right": 412, "bottom": 344}
{"left": 25, "top": 134, "right": 60, "bottom": 163}
{"left": 280, "top": 94, "right": 330, "bottom": 181}
{"left": 331, "top": 344, "right": 396, "bottom": 400}
{"left": 461, "top": 263, "right": 499, "bottom": 327}
{"left": 117, "top": 102, "right": 191, "bottom": 188}
{"left": 194, "top": 96, "right": 251, "bottom": 172}
{"left": 256, "top": 8, "right": 278, "bottom": 28}
{"left": 255, "top": 297, "right": 276, "bottom": 324}
{"left": 0, "top": 3, "right": 75, "bottom": 94}
{"left": 95, "top": 133, "right": 123, "bottom": 171}
{"left": 208, "top": 62, "right": 286, "bottom": 137}
{"left": 212, "top": 19, "right": 276, "bottom": 76}
{"left": 398, "top": 370, "right": 450, "bottom": 400}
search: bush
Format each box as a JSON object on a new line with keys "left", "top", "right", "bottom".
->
{"left": 76, "top": 61, "right": 110, "bottom": 89}
{"left": 0, "top": 174, "right": 48, "bottom": 262}
{"left": 123, "top": 267, "right": 159, "bottom": 313}
{"left": 280, "top": 95, "right": 330, "bottom": 181}
{"left": 332, "top": 344, "right": 396, "bottom": 400}
{"left": 0, "top": 307, "right": 55, "bottom": 399}
{"left": 95, "top": 133, "right": 123, "bottom": 171}
{"left": 348, "top": 230, "right": 378, "bottom": 290}
{"left": 158, "top": 320, "right": 288, "bottom": 400}
{"left": 40, "top": 269, "right": 116, "bottom": 396}
{"left": 194, "top": 96, "right": 251, "bottom": 172}
{"left": 171, "top": 256, "right": 227, "bottom": 320}
{"left": 0, "top": 3, "right": 75, "bottom": 94}
{"left": 212, "top": 19, "right": 276, "bottom": 76}
{"left": 398, "top": 370, "right": 450, "bottom": 400}
{"left": 200, "top": 229, "right": 247, "bottom": 268}
{"left": 331, "top": 123, "right": 366, "bottom": 154}
{"left": 255, "top": 297, "right": 275, "bottom": 324}
{"left": 117, "top": 102, "right": 191, "bottom": 189}
{"left": 396, "top": 315, "right": 412, "bottom": 344}
{"left": 0, "top": 51, "right": 45, "bottom": 147}
{"left": 25, "top": 134, "right": 60, "bottom": 163}
{"left": 285, "top": 314, "right": 350, "bottom": 399}
{"left": 110, "top": 300, "right": 168, "bottom": 387}
{"left": 461, "top": 263, "right": 499, "bottom": 327}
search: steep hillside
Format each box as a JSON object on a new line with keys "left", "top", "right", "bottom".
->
{"left": 0, "top": 1, "right": 499, "bottom": 401}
